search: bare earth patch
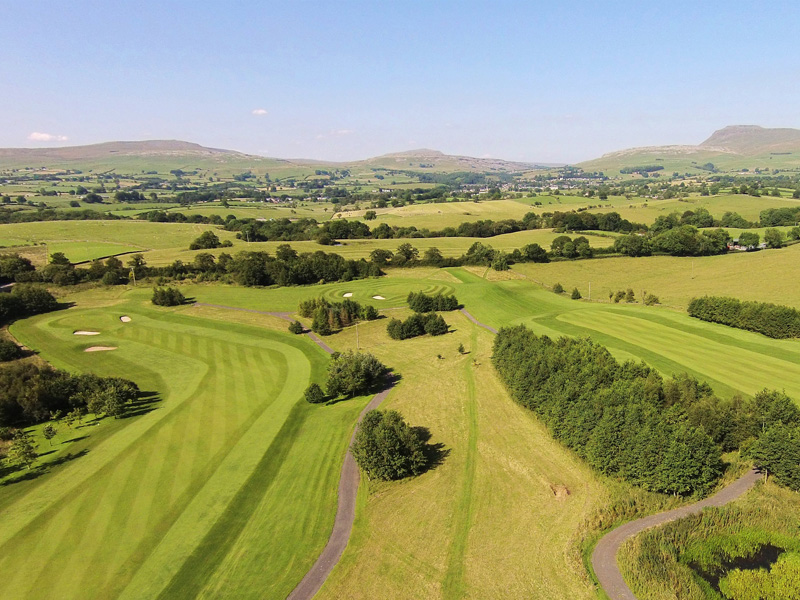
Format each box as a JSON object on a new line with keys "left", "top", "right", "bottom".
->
{"left": 85, "top": 346, "right": 117, "bottom": 352}
{"left": 74, "top": 331, "right": 100, "bottom": 336}
{"left": 120, "top": 316, "right": 132, "bottom": 322}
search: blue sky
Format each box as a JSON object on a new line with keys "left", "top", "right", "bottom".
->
{"left": 2, "top": 1, "right": 799, "bottom": 162}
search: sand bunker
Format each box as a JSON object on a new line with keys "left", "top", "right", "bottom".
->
{"left": 120, "top": 316, "right": 132, "bottom": 323}
{"left": 74, "top": 331, "right": 100, "bottom": 336}
{"left": 85, "top": 346, "right": 117, "bottom": 352}
{"left": 343, "top": 292, "right": 353, "bottom": 298}
{"left": 372, "top": 295, "right": 385, "bottom": 300}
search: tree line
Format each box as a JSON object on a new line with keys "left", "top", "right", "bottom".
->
{"left": 387, "top": 312, "right": 449, "bottom": 340}
{"left": 688, "top": 296, "right": 800, "bottom": 339}
{"left": 492, "top": 325, "right": 799, "bottom": 495}
{"left": 406, "top": 291, "right": 460, "bottom": 312}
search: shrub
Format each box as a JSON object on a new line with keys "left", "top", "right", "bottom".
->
{"left": 304, "top": 383, "right": 326, "bottom": 404}
{"left": 325, "top": 350, "right": 387, "bottom": 398}
{"left": 351, "top": 410, "right": 427, "bottom": 480}
{"left": 288, "top": 321, "right": 304, "bottom": 334}
{"left": 571, "top": 288, "right": 582, "bottom": 300}
{"left": 644, "top": 293, "right": 660, "bottom": 306}
{"left": 552, "top": 282, "right": 564, "bottom": 294}
{"left": 189, "top": 230, "right": 222, "bottom": 250}
{"left": 387, "top": 313, "right": 449, "bottom": 340}
{"left": 151, "top": 287, "right": 186, "bottom": 306}
{"left": 0, "top": 339, "right": 22, "bottom": 362}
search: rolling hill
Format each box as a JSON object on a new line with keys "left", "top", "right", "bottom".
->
{"left": 578, "top": 125, "right": 800, "bottom": 175}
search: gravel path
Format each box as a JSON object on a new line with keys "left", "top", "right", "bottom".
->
{"left": 591, "top": 468, "right": 761, "bottom": 600}
{"left": 459, "top": 308, "right": 498, "bottom": 334}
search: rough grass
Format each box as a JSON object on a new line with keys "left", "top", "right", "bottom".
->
{"left": 512, "top": 242, "right": 800, "bottom": 310}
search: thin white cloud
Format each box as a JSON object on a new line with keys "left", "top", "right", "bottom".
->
{"left": 251, "top": 108, "right": 268, "bottom": 116}
{"left": 28, "top": 131, "right": 68, "bottom": 142}
{"left": 316, "top": 129, "right": 355, "bottom": 140}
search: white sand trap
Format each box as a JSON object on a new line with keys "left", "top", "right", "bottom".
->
{"left": 372, "top": 295, "right": 385, "bottom": 300}
{"left": 74, "top": 331, "right": 100, "bottom": 336}
{"left": 85, "top": 346, "right": 117, "bottom": 352}
{"left": 343, "top": 292, "right": 353, "bottom": 298}
{"left": 120, "top": 316, "right": 132, "bottom": 322}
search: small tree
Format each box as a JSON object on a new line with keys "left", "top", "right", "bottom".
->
{"left": 644, "top": 293, "right": 660, "bottom": 306}
{"left": 304, "top": 383, "right": 326, "bottom": 404}
{"left": 326, "top": 351, "right": 387, "bottom": 398}
{"left": 361, "top": 305, "right": 379, "bottom": 321}
{"left": 457, "top": 343, "right": 465, "bottom": 354}
{"left": 625, "top": 288, "right": 636, "bottom": 303}
{"left": 42, "top": 424, "right": 57, "bottom": 446}
{"left": 311, "top": 307, "right": 332, "bottom": 336}
{"left": 7, "top": 432, "right": 37, "bottom": 469}
{"left": 364, "top": 210, "right": 377, "bottom": 221}
{"left": 351, "top": 410, "right": 427, "bottom": 480}
{"left": 288, "top": 321, "right": 304, "bottom": 334}
{"left": 764, "top": 228, "right": 785, "bottom": 249}
{"left": 571, "top": 288, "right": 582, "bottom": 300}
{"left": 553, "top": 283, "right": 564, "bottom": 294}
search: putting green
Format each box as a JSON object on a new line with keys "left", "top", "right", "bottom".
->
{"left": 1, "top": 296, "right": 366, "bottom": 599}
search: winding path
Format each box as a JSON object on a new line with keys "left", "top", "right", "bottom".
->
{"left": 192, "top": 302, "right": 392, "bottom": 599}
{"left": 591, "top": 468, "right": 762, "bottom": 600}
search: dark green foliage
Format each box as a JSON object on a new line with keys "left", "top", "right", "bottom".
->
{"left": 643, "top": 293, "right": 660, "bottom": 306}
{"left": 763, "top": 228, "right": 785, "bottom": 249}
{"left": 151, "top": 286, "right": 186, "bottom": 306}
{"left": 760, "top": 207, "right": 800, "bottom": 227}
{"left": 0, "top": 253, "right": 35, "bottom": 283}
{"left": 0, "top": 339, "right": 23, "bottom": 362}
{"left": 0, "top": 363, "right": 139, "bottom": 427}
{"left": 571, "top": 288, "right": 582, "bottom": 300}
{"left": 387, "top": 313, "right": 448, "bottom": 340}
{"left": 614, "top": 234, "right": 652, "bottom": 257}
{"left": 299, "top": 297, "right": 376, "bottom": 335}
{"left": 552, "top": 282, "right": 564, "bottom": 294}
{"left": 304, "top": 383, "right": 326, "bottom": 404}
{"left": 325, "top": 350, "right": 387, "bottom": 398}
{"left": 650, "top": 225, "right": 730, "bottom": 256}
{"left": 749, "top": 424, "right": 800, "bottom": 490}
{"left": 492, "top": 326, "right": 730, "bottom": 495}
{"left": 288, "top": 321, "right": 304, "bottom": 334}
{"left": 688, "top": 296, "right": 800, "bottom": 338}
{"left": 0, "top": 284, "right": 59, "bottom": 327}
{"left": 351, "top": 410, "right": 427, "bottom": 480}
{"left": 406, "top": 291, "right": 459, "bottom": 312}
{"left": 189, "top": 230, "right": 222, "bottom": 250}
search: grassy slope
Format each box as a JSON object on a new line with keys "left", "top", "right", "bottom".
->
{"left": 512, "top": 242, "right": 800, "bottom": 310}
{"left": 0, "top": 288, "right": 364, "bottom": 600}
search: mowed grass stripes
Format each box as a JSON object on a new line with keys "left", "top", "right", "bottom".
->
{"left": 1, "top": 297, "right": 365, "bottom": 599}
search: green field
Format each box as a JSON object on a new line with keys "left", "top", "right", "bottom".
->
{"left": 1, "top": 288, "right": 370, "bottom": 599}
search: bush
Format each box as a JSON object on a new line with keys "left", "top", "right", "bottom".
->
{"left": 0, "top": 339, "right": 22, "bottom": 362}
{"left": 571, "top": 288, "right": 582, "bottom": 300}
{"left": 189, "top": 230, "right": 222, "bottom": 250}
{"left": 351, "top": 410, "right": 427, "bottom": 480}
{"left": 325, "top": 350, "right": 388, "bottom": 398}
{"left": 552, "top": 282, "right": 564, "bottom": 294}
{"left": 151, "top": 287, "right": 186, "bottom": 306}
{"left": 644, "top": 293, "right": 660, "bottom": 306}
{"left": 288, "top": 321, "right": 304, "bottom": 334}
{"left": 407, "top": 291, "right": 459, "bottom": 312}
{"left": 387, "top": 313, "right": 449, "bottom": 340}
{"left": 304, "top": 383, "right": 326, "bottom": 404}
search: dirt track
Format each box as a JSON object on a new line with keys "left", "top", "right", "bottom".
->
{"left": 591, "top": 468, "right": 761, "bottom": 600}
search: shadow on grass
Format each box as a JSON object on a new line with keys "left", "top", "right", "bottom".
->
{"left": 0, "top": 449, "right": 89, "bottom": 486}
{"left": 412, "top": 425, "right": 450, "bottom": 474}
{"left": 119, "top": 390, "right": 162, "bottom": 419}
{"left": 324, "top": 370, "right": 401, "bottom": 406}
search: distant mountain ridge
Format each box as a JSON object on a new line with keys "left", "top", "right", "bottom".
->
{"left": 0, "top": 140, "right": 254, "bottom": 161}
{"left": 579, "top": 125, "right": 800, "bottom": 173}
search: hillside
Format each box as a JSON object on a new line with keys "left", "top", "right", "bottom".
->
{"left": 578, "top": 125, "right": 800, "bottom": 175}
{"left": 359, "top": 148, "right": 553, "bottom": 172}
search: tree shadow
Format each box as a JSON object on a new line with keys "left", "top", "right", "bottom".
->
{"left": 0, "top": 449, "right": 89, "bottom": 486}
{"left": 324, "top": 370, "right": 401, "bottom": 406}
{"left": 119, "top": 391, "right": 161, "bottom": 419}
{"left": 411, "top": 426, "right": 450, "bottom": 474}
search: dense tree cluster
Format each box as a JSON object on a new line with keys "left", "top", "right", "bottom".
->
{"left": 151, "top": 287, "right": 186, "bottom": 306}
{"left": 0, "top": 339, "right": 23, "bottom": 362}
{"left": 0, "top": 285, "right": 59, "bottom": 327}
{"left": 298, "top": 297, "right": 379, "bottom": 336}
{"left": 0, "top": 253, "right": 36, "bottom": 283}
{"left": 0, "top": 207, "right": 121, "bottom": 224}
{"left": 688, "top": 296, "right": 800, "bottom": 339}
{"left": 188, "top": 230, "right": 232, "bottom": 250}
{"left": 325, "top": 350, "right": 387, "bottom": 398}
{"left": 0, "top": 363, "right": 139, "bottom": 426}
{"left": 351, "top": 410, "right": 427, "bottom": 480}
{"left": 760, "top": 207, "right": 800, "bottom": 227}
{"left": 387, "top": 313, "right": 449, "bottom": 340}
{"left": 406, "top": 291, "right": 459, "bottom": 312}
{"left": 749, "top": 421, "right": 800, "bottom": 490}
{"left": 491, "top": 326, "right": 799, "bottom": 495}
{"left": 614, "top": 226, "right": 731, "bottom": 257}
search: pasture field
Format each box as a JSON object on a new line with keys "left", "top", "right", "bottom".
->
{"left": 2, "top": 287, "right": 369, "bottom": 600}
{"left": 47, "top": 241, "right": 144, "bottom": 263}
{"left": 512, "top": 242, "right": 800, "bottom": 310}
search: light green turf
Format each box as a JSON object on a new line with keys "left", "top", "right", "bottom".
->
{"left": 0, "top": 288, "right": 367, "bottom": 600}
{"left": 47, "top": 241, "right": 144, "bottom": 263}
